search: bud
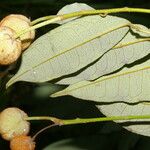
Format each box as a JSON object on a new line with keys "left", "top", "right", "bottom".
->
{"left": 0, "top": 26, "right": 21, "bottom": 65}
{"left": 0, "top": 14, "right": 35, "bottom": 50}
{"left": 0, "top": 107, "right": 30, "bottom": 141}
{"left": 10, "top": 135, "right": 35, "bottom": 150}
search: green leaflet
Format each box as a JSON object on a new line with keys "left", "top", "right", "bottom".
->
{"left": 6, "top": 15, "right": 129, "bottom": 88}
{"left": 57, "top": 33, "right": 150, "bottom": 84}
{"left": 52, "top": 59, "right": 150, "bottom": 103}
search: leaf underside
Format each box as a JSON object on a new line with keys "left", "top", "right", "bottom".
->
{"left": 6, "top": 15, "right": 130, "bottom": 87}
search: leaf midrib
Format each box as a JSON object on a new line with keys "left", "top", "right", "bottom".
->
{"left": 52, "top": 65, "right": 150, "bottom": 97}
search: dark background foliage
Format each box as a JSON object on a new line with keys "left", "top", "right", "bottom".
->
{"left": 0, "top": 0, "right": 150, "bottom": 149}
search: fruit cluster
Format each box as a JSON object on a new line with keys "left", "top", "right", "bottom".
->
{"left": 0, "top": 107, "right": 35, "bottom": 150}
{"left": 0, "top": 14, "right": 35, "bottom": 65}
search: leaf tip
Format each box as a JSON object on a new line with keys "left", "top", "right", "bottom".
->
{"left": 50, "top": 90, "right": 66, "bottom": 98}
{"left": 6, "top": 82, "right": 12, "bottom": 89}
{"left": 6, "top": 78, "right": 16, "bottom": 89}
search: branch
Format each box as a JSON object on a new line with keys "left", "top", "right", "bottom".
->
{"left": 16, "top": 7, "right": 150, "bottom": 38}
{"left": 26, "top": 115, "right": 150, "bottom": 126}
{"left": 27, "top": 114, "right": 150, "bottom": 140}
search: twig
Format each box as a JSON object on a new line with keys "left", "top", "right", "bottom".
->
{"left": 16, "top": 7, "right": 150, "bottom": 38}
